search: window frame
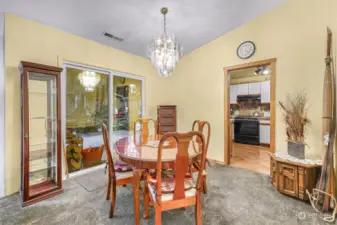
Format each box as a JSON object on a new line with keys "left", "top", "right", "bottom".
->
{"left": 61, "top": 62, "right": 145, "bottom": 179}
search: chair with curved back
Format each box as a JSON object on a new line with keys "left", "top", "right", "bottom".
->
{"left": 133, "top": 118, "right": 157, "bottom": 143}
{"left": 143, "top": 131, "right": 207, "bottom": 225}
{"left": 102, "top": 123, "right": 134, "bottom": 218}
{"left": 191, "top": 120, "right": 211, "bottom": 194}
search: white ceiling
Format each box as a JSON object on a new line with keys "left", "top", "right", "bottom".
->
{"left": 0, "top": 0, "right": 287, "bottom": 57}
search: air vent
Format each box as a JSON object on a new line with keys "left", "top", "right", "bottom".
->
{"left": 102, "top": 32, "right": 124, "bottom": 42}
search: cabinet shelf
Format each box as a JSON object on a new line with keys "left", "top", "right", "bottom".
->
{"left": 29, "top": 140, "right": 56, "bottom": 147}
{"left": 29, "top": 148, "right": 54, "bottom": 161}
{"left": 29, "top": 116, "right": 53, "bottom": 120}
{"left": 28, "top": 92, "right": 56, "bottom": 96}
{"left": 29, "top": 180, "right": 58, "bottom": 197}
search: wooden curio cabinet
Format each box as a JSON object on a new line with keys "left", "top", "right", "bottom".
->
{"left": 20, "top": 61, "right": 63, "bottom": 206}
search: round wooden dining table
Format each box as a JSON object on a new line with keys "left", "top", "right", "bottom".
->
{"left": 114, "top": 134, "right": 202, "bottom": 225}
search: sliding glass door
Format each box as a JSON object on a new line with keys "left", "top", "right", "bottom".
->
{"left": 65, "top": 67, "right": 109, "bottom": 174}
{"left": 112, "top": 75, "right": 143, "bottom": 144}
{"left": 63, "top": 64, "right": 144, "bottom": 176}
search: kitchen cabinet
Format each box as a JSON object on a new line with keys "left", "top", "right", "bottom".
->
{"left": 248, "top": 82, "right": 261, "bottom": 95}
{"left": 236, "top": 83, "right": 249, "bottom": 95}
{"left": 230, "top": 85, "right": 237, "bottom": 104}
{"left": 261, "top": 81, "right": 270, "bottom": 103}
{"left": 232, "top": 123, "right": 234, "bottom": 140}
{"left": 260, "top": 124, "right": 270, "bottom": 144}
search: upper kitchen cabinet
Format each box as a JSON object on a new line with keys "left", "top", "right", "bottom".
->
{"left": 248, "top": 82, "right": 261, "bottom": 95}
{"left": 261, "top": 80, "right": 270, "bottom": 103}
{"left": 230, "top": 85, "right": 238, "bottom": 104}
{"left": 236, "top": 83, "right": 249, "bottom": 95}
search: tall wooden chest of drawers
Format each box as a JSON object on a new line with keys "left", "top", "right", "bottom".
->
{"left": 270, "top": 153, "right": 321, "bottom": 200}
{"left": 157, "top": 105, "right": 177, "bottom": 134}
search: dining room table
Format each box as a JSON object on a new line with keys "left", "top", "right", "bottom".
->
{"left": 114, "top": 133, "right": 202, "bottom": 225}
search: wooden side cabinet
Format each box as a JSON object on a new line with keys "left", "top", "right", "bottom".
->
{"left": 270, "top": 154, "right": 321, "bottom": 201}
{"left": 157, "top": 105, "right": 176, "bottom": 134}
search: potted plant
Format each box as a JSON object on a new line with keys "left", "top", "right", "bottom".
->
{"left": 279, "top": 92, "right": 311, "bottom": 159}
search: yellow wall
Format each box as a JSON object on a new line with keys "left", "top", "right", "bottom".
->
{"left": 168, "top": 0, "right": 337, "bottom": 162}
{"left": 4, "top": 14, "right": 172, "bottom": 195}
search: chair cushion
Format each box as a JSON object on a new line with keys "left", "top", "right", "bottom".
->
{"left": 161, "top": 176, "right": 194, "bottom": 193}
{"left": 149, "top": 171, "right": 194, "bottom": 193}
{"left": 114, "top": 160, "right": 133, "bottom": 172}
{"left": 148, "top": 183, "right": 196, "bottom": 202}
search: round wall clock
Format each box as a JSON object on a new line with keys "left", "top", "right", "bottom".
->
{"left": 237, "top": 41, "right": 256, "bottom": 59}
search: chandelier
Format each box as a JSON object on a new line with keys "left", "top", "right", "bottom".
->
{"left": 147, "top": 7, "right": 183, "bottom": 77}
{"left": 78, "top": 71, "right": 101, "bottom": 92}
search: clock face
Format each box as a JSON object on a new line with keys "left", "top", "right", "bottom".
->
{"left": 237, "top": 41, "right": 256, "bottom": 59}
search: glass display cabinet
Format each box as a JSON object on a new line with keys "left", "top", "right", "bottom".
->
{"left": 20, "top": 61, "right": 63, "bottom": 206}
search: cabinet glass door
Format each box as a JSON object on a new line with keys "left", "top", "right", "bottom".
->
{"left": 27, "top": 72, "right": 58, "bottom": 196}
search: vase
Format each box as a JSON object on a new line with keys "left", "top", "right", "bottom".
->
{"left": 287, "top": 141, "right": 305, "bottom": 159}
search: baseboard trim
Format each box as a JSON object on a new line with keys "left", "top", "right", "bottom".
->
{"left": 260, "top": 143, "right": 270, "bottom": 148}
{"left": 207, "top": 158, "right": 226, "bottom": 165}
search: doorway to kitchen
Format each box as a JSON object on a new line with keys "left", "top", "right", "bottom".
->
{"left": 224, "top": 58, "right": 276, "bottom": 174}
{"left": 61, "top": 63, "right": 144, "bottom": 179}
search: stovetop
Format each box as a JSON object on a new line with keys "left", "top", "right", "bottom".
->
{"left": 234, "top": 116, "right": 259, "bottom": 121}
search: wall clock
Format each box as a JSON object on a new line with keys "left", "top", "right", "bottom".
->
{"left": 237, "top": 41, "right": 256, "bottom": 59}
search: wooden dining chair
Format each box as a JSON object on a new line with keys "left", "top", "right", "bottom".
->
{"left": 143, "top": 131, "right": 207, "bottom": 225}
{"left": 102, "top": 123, "right": 134, "bottom": 218}
{"left": 191, "top": 120, "right": 211, "bottom": 194}
{"left": 133, "top": 118, "right": 157, "bottom": 143}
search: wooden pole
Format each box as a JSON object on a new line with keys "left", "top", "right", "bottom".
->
{"left": 323, "top": 28, "right": 333, "bottom": 145}
{"left": 318, "top": 27, "right": 335, "bottom": 211}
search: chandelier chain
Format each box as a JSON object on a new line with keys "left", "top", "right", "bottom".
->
{"left": 148, "top": 7, "right": 183, "bottom": 77}
{"left": 163, "top": 13, "right": 167, "bottom": 35}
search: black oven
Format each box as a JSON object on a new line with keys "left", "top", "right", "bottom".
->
{"left": 234, "top": 117, "right": 260, "bottom": 145}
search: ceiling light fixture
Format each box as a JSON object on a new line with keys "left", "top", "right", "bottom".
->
{"left": 147, "top": 7, "right": 183, "bottom": 77}
{"left": 78, "top": 71, "right": 101, "bottom": 92}
{"left": 262, "top": 68, "right": 269, "bottom": 75}
{"left": 254, "top": 66, "right": 269, "bottom": 76}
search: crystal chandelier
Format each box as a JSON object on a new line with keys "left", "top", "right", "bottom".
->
{"left": 78, "top": 71, "right": 101, "bottom": 92}
{"left": 147, "top": 7, "right": 183, "bottom": 77}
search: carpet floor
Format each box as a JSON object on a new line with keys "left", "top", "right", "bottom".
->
{"left": 0, "top": 165, "right": 332, "bottom": 225}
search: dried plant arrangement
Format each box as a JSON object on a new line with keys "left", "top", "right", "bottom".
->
{"left": 279, "top": 92, "right": 311, "bottom": 144}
